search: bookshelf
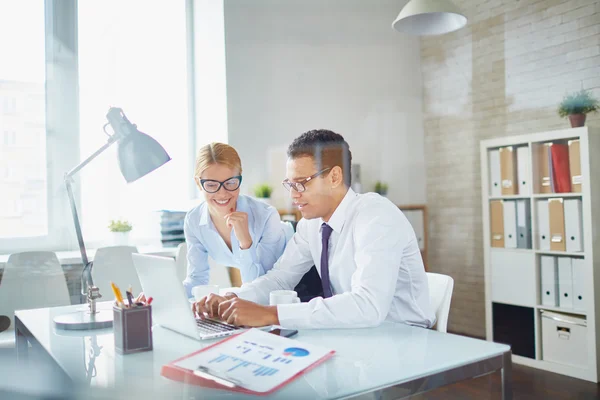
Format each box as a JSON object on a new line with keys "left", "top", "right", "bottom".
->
{"left": 481, "top": 126, "right": 600, "bottom": 382}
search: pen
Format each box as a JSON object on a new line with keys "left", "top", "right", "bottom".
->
{"left": 126, "top": 291, "right": 134, "bottom": 307}
{"left": 194, "top": 366, "right": 244, "bottom": 389}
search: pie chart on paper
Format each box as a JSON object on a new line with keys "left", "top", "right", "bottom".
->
{"left": 282, "top": 347, "right": 310, "bottom": 357}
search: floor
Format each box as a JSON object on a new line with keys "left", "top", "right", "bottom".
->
{"left": 409, "top": 362, "right": 600, "bottom": 400}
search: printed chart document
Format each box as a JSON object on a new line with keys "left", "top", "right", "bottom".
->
{"left": 161, "top": 329, "right": 335, "bottom": 395}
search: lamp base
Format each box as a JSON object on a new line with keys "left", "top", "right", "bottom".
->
{"left": 54, "top": 309, "right": 113, "bottom": 330}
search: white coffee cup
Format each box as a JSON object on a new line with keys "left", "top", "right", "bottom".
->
{"left": 193, "top": 285, "right": 220, "bottom": 302}
{"left": 269, "top": 290, "right": 300, "bottom": 306}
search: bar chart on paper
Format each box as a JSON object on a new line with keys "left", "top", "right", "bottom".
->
{"left": 209, "top": 354, "right": 281, "bottom": 376}
{"left": 171, "top": 329, "right": 334, "bottom": 393}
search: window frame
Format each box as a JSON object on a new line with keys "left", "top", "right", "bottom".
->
{"left": 0, "top": 0, "right": 79, "bottom": 254}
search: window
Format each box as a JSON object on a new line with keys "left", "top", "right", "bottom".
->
{"left": 78, "top": 1, "right": 191, "bottom": 246}
{"left": 0, "top": 1, "right": 210, "bottom": 253}
{"left": 0, "top": 1, "right": 47, "bottom": 239}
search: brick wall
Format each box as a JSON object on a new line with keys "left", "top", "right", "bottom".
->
{"left": 421, "top": 0, "right": 600, "bottom": 337}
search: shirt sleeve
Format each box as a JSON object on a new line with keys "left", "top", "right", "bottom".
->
{"left": 231, "top": 208, "right": 287, "bottom": 283}
{"left": 276, "top": 207, "right": 407, "bottom": 329}
{"left": 182, "top": 213, "right": 210, "bottom": 298}
{"left": 235, "top": 218, "right": 315, "bottom": 305}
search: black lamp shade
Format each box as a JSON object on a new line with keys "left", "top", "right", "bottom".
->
{"left": 117, "top": 129, "right": 171, "bottom": 183}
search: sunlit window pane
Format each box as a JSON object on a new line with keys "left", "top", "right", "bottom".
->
{"left": 78, "top": 0, "right": 190, "bottom": 245}
{"left": 0, "top": 1, "right": 47, "bottom": 238}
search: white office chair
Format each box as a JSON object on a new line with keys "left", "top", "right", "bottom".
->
{"left": 0, "top": 252, "right": 70, "bottom": 347}
{"left": 281, "top": 221, "right": 295, "bottom": 243}
{"left": 174, "top": 242, "right": 188, "bottom": 283}
{"left": 91, "top": 246, "right": 140, "bottom": 298}
{"left": 427, "top": 272, "right": 454, "bottom": 333}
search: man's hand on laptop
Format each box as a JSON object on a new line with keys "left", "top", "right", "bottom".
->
{"left": 218, "top": 297, "right": 279, "bottom": 327}
{"left": 192, "top": 292, "right": 238, "bottom": 319}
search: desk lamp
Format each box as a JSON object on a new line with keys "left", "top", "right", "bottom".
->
{"left": 54, "top": 107, "right": 170, "bottom": 330}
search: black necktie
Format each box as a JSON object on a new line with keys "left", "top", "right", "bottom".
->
{"left": 320, "top": 223, "right": 333, "bottom": 298}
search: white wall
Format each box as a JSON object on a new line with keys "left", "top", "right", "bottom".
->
{"left": 223, "top": 0, "right": 426, "bottom": 208}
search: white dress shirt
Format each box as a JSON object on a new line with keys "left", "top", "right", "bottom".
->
{"left": 236, "top": 188, "right": 436, "bottom": 329}
{"left": 182, "top": 195, "right": 286, "bottom": 297}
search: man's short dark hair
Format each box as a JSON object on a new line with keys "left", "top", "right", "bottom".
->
{"left": 287, "top": 129, "right": 352, "bottom": 187}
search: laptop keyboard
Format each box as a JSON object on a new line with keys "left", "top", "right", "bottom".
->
{"left": 196, "top": 318, "right": 239, "bottom": 334}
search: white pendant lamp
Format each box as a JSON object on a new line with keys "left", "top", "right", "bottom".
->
{"left": 392, "top": 0, "right": 467, "bottom": 36}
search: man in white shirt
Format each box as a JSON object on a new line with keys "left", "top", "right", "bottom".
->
{"left": 193, "top": 130, "right": 435, "bottom": 329}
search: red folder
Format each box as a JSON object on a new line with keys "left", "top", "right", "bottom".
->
{"left": 161, "top": 331, "right": 335, "bottom": 396}
{"left": 551, "top": 143, "right": 572, "bottom": 193}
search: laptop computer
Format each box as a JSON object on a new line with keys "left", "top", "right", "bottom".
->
{"left": 131, "top": 253, "right": 245, "bottom": 340}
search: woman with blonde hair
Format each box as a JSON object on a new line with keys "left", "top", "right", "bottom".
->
{"left": 182, "top": 142, "right": 286, "bottom": 297}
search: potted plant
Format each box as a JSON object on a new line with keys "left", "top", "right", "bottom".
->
{"left": 558, "top": 89, "right": 599, "bottom": 128}
{"left": 374, "top": 181, "right": 388, "bottom": 197}
{"left": 254, "top": 183, "right": 273, "bottom": 204}
{"left": 108, "top": 219, "right": 133, "bottom": 246}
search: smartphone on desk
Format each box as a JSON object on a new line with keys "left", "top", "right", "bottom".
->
{"left": 268, "top": 328, "right": 298, "bottom": 338}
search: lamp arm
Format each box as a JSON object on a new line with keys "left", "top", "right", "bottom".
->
{"left": 66, "top": 133, "right": 120, "bottom": 179}
{"left": 65, "top": 133, "right": 120, "bottom": 295}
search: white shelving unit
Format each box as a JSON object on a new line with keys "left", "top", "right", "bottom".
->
{"left": 481, "top": 126, "right": 600, "bottom": 382}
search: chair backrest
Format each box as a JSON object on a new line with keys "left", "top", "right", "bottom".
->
{"left": 426, "top": 272, "right": 454, "bottom": 333}
{"left": 91, "top": 246, "right": 140, "bottom": 296}
{"left": 174, "top": 242, "right": 188, "bottom": 283}
{"left": 0, "top": 252, "right": 70, "bottom": 330}
{"left": 281, "top": 221, "right": 295, "bottom": 243}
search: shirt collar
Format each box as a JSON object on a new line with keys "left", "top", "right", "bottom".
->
{"left": 198, "top": 195, "right": 248, "bottom": 227}
{"left": 321, "top": 188, "right": 357, "bottom": 233}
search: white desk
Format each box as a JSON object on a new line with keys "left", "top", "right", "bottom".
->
{"left": 10, "top": 303, "right": 512, "bottom": 399}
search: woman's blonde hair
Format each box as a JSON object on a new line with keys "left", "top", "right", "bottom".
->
{"left": 194, "top": 142, "right": 242, "bottom": 180}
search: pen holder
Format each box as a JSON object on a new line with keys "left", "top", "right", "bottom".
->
{"left": 113, "top": 305, "right": 153, "bottom": 355}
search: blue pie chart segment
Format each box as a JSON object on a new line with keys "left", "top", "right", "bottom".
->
{"left": 282, "top": 347, "right": 310, "bottom": 357}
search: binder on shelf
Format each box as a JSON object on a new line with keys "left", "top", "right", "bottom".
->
{"left": 549, "top": 198, "right": 566, "bottom": 252}
{"left": 489, "top": 149, "right": 502, "bottom": 197}
{"left": 516, "top": 200, "right": 531, "bottom": 249}
{"left": 536, "top": 143, "right": 552, "bottom": 194}
{"left": 558, "top": 257, "right": 573, "bottom": 308}
{"left": 540, "top": 256, "right": 558, "bottom": 307}
{"left": 564, "top": 199, "right": 583, "bottom": 253}
{"left": 500, "top": 146, "right": 518, "bottom": 195}
{"left": 548, "top": 144, "right": 556, "bottom": 193}
{"left": 568, "top": 139, "right": 582, "bottom": 193}
{"left": 517, "top": 146, "right": 531, "bottom": 196}
{"left": 503, "top": 201, "right": 517, "bottom": 248}
{"left": 536, "top": 200, "right": 550, "bottom": 251}
{"left": 490, "top": 200, "right": 505, "bottom": 248}
{"left": 550, "top": 143, "right": 572, "bottom": 193}
{"left": 572, "top": 258, "right": 586, "bottom": 311}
